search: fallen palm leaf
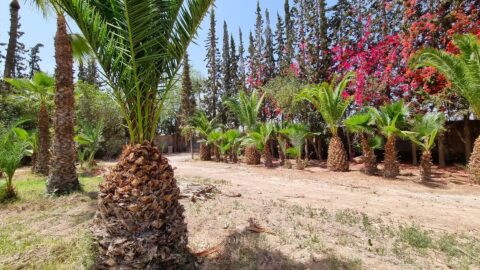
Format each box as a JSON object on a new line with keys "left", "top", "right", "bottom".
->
{"left": 193, "top": 241, "right": 225, "bottom": 257}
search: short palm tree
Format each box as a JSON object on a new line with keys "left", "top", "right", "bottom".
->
{"left": 219, "top": 129, "right": 242, "bottom": 163}
{"left": 278, "top": 123, "right": 310, "bottom": 170}
{"left": 407, "top": 112, "right": 445, "bottom": 182}
{"left": 206, "top": 128, "right": 224, "bottom": 162}
{"left": 75, "top": 121, "right": 104, "bottom": 169}
{"left": 298, "top": 72, "right": 355, "bottom": 172}
{"left": 5, "top": 72, "right": 54, "bottom": 175}
{"left": 190, "top": 110, "right": 216, "bottom": 161}
{"left": 411, "top": 34, "right": 480, "bottom": 183}
{"left": 224, "top": 90, "right": 265, "bottom": 165}
{"left": 243, "top": 122, "right": 276, "bottom": 167}
{"left": 345, "top": 112, "right": 382, "bottom": 175}
{"left": 369, "top": 101, "right": 410, "bottom": 178}
{"left": 56, "top": 0, "right": 213, "bottom": 268}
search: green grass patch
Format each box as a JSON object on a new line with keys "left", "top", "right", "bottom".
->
{"left": 398, "top": 225, "right": 432, "bottom": 249}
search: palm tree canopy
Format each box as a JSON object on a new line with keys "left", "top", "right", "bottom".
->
{"left": 369, "top": 100, "right": 410, "bottom": 138}
{"left": 4, "top": 72, "right": 54, "bottom": 104}
{"left": 408, "top": 112, "right": 445, "bottom": 151}
{"left": 190, "top": 110, "right": 215, "bottom": 140}
{"left": 243, "top": 122, "right": 275, "bottom": 151}
{"left": 410, "top": 34, "right": 480, "bottom": 116}
{"left": 223, "top": 90, "right": 265, "bottom": 132}
{"left": 278, "top": 123, "right": 310, "bottom": 158}
{"left": 56, "top": 0, "right": 213, "bottom": 143}
{"left": 344, "top": 112, "right": 375, "bottom": 134}
{"left": 297, "top": 72, "right": 355, "bottom": 135}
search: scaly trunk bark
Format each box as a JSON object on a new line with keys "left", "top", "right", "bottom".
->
{"left": 420, "top": 150, "right": 432, "bottom": 182}
{"left": 245, "top": 145, "right": 261, "bottom": 165}
{"left": 264, "top": 140, "right": 273, "bottom": 168}
{"left": 213, "top": 145, "right": 221, "bottom": 162}
{"left": 327, "top": 135, "right": 349, "bottom": 172}
{"left": 47, "top": 15, "right": 80, "bottom": 195}
{"left": 34, "top": 104, "right": 50, "bottom": 175}
{"left": 468, "top": 135, "right": 480, "bottom": 184}
{"left": 199, "top": 143, "right": 211, "bottom": 161}
{"left": 190, "top": 135, "right": 194, "bottom": 160}
{"left": 93, "top": 142, "right": 193, "bottom": 269}
{"left": 383, "top": 136, "right": 400, "bottom": 179}
{"left": 360, "top": 134, "right": 377, "bottom": 175}
{"left": 438, "top": 130, "right": 446, "bottom": 168}
{"left": 2, "top": 0, "right": 20, "bottom": 92}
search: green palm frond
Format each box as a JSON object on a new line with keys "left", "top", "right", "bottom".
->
{"left": 243, "top": 122, "right": 275, "bottom": 151}
{"left": 190, "top": 110, "right": 215, "bottom": 140}
{"left": 411, "top": 34, "right": 480, "bottom": 116}
{"left": 223, "top": 90, "right": 265, "bottom": 131}
{"left": 278, "top": 123, "right": 310, "bottom": 159}
{"left": 297, "top": 72, "right": 355, "bottom": 135}
{"left": 4, "top": 72, "right": 54, "bottom": 105}
{"left": 369, "top": 101, "right": 410, "bottom": 138}
{"left": 344, "top": 112, "right": 375, "bottom": 134}
{"left": 407, "top": 112, "right": 445, "bottom": 151}
{"left": 56, "top": 0, "right": 214, "bottom": 143}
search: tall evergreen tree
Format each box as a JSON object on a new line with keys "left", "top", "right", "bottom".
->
{"left": 205, "top": 8, "right": 221, "bottom": 118}
{"left": 229, "top": 35, "right": 240, "bottom": 92}
{"left": 77, "top": 60, "right": 87, "bottom": 82}
{"left": 264, "top": 9, "right": 275, "bottom": 81}
{"left": 253, "top": 1, "right": 264, "bottom": 85}
{"left": 317, "top": 0, "right": 330, "bottom": 81}
{"left": 284, "top": 0, "right": 295, "bottom": 67}
{"left": 28, "top": 43, "right": 43, "bottom": 79}
{"left": 247, "top": 31, "right": 256, "bottom": 89}
{"left": 275, "top": 12, "right": 286, "bottom": 73}
{"left": 220, "top": 21, "right": 231, "bottom": 124}
{"left": 13, "top": 26, "right": 29, "bottom": 79}
{"left": 3, "top": 0, "right": 20, "bottom": 91}
{"left": 180, "top": 52, "right": 196, "bottom": 127}
{"left": 238, "top": 29, "right": 246, "bottom": 90}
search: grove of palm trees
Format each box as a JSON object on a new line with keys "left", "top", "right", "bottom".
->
{"left": 0, "top": 0, "right": 480, "bottom": 269}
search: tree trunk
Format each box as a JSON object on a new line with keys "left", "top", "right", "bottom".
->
{"left": 411, "top": 142, "right": 418, "bottom": 166}
{"left": 438, "top": 130, "right": 446, "bottom": 168}
{"left": 213, "top": 145, "right": 221, "bottom": 162}
{"left": 199, "top": 143, "right": 211, "bottom": 161}
{"left": 93, "top": 142, "right": 193, "bottom": 269}
{"left": 464, "top": 113, "right": 472, "bottom": 162}
{"left": 47, "top": 15, "right": 80, "bottom": 195}
{"left": 360, "top": 134, "right": 377, "bottom": 175}
{"left": 2, "top": 0, "right": 20, "bottom": 92}
{"left": 345, "top": 131, "right": 353, "bottom": 161}
{"left": 190, "top": 135, "right": 194, "bottom": 160}
{"left": 304, "top": 138, "right": 309, "bottom": 161}
{"left": 383, "top": 136, "right": 400, "bottom": 179}
{"left": 420, "top": 150, "right": 432, "bottom": 182}
{"left": 468, "top": 135, "right": 480, "bottom": 184}
{"left": 245, "top": 145, "right": 261, "bottom": 165}
{"left": 278, "top": 143, "right": 285, "bottom": 166}
{"left": 327, "top": 135, "right": 349, "bottom": 172}
{"left": 264, "top": 140, "right": 273, "bottom": 168}
{"left": 34, "top": 104, "right": 50, "bottom": 175}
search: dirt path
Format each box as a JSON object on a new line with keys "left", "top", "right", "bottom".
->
{"left": 168, "top": 154, "right": 480, "bottom": 233}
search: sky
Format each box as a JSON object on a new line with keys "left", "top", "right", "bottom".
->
{"left": 0, "top": 0, "right": 335, "bottom": 77}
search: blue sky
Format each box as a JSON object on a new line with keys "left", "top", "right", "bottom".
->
{"left": 0, "top": 0, "right": 335, "bottom": 77}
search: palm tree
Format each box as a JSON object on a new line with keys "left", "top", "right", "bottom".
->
{"left": 5, "top": 72, "right": 54, "bottom": 175}
{"left": 2, "top": 0, "right": 20, "bottom": 91}
{"left": 369, "top": 101, "right": 410, "bottom": 179}
{"left": 407, "top": 112, "right": 445, "bottom": 182}
{"left": 190, "top": 110, "right": 215, "bottom": 161}
{"left": 411, "top": 34, "right": 480, "bottom": 183}
{"left": 56, "top": 1, "right": 213, "bottom": 267}
{"left": 224, "top": 90, "right": 265, "bottom": 165}
{"left": 345, "top": 112, "right": 382, "bottom": 175}
{"left": 206, "top": 128, "right": 224, "bottom": 162}
{"left": 243, "top": 122, "right": 276, "bottom": 167}
{"left": 74, "top": 121, "right": 104, "bottom": 169}
{"left": 298, "top": 72, "right": 355, "bottom": 172}
{"left": 278, "top": 123, "right": 310, "bottom": 170}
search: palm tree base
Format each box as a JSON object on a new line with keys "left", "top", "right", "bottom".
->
{"left": 264, "top": 143, "right": 273, "bottom": 168}
{"left": 245, "top": 145, "right": 261, "bottom": 165}
{"left": 93, "top": 142, "right": 193, "bottom": 269}
{"left": 361, "top": 135, "right": 378, "bottom": 175}
{"left": 420, "top": 150, "right": 432, "bottom": 182}
{"left": 468, "top": 135, "right": 480, "bottom": 184}
{"left": 199, "top": 144, "right": 211, "bottom": 161}
{"left": 327, "top": 136, "right": 349, "bottom": 172}
{"left": 383, "top": 136, "right": 399, "bottom": 179}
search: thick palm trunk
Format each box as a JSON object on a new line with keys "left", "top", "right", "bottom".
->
{"left": 199, "top": 143, "right": 211, "bottom": 161}
{"left": 2, "top": 0, "right": 20, "bottom": 92}
{"left": 327, "top": 135, "right": 349, "bottom": 172}
{"left": 360, "top": 134, "right": 377, "bottom": 175}
{"left": 47, "top": 15, "right": 80, "bottom": 195}
{"left": 94, "top": 142, "right": 192, "bottom": 269}
{"left": 213, "top": 145, "right": 221, "bottom": 162}
{"left": 383, "top": 136, "right": 400, "bottom": 179}
{"left": 230, "top": 149, "right": 238, "bottom": 163}
{"left": 420, "top": 150, "right": 432, "bottom": 182}
{"left": 34, "top": 104, "right": 50, "bottom": 175}
{"left": 245, "top": 145, "right": 261, "bottom": 165}
{"left": 468, "top": 135, "right": 480, "bottom": 184}
{"left": 264, "top": 141, "right": 273, "bottom": 168}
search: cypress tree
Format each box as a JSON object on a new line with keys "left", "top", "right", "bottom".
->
{"left": 180, "top": 52, "right": 196, "bottom": 127}
{"left": 264, "top": 9, "right": 275, "bottom": 81}
{"left": 229, "top": 35, "right": 239, "bottom": 92}
{"left": 275, "top": 13, "right": 285, "bottom": 74}
{"left": 28, "top": 43, "right": 43, "bottom": 79}
{"left": 220, "top": 21, "right": 231, "bottom": 124}
{"left": 317, "top": 0, "right": 330, "bottom": 81}
{"left": 205, "top": 8, "right": 220, "bottom": 118}
{"left": 238, "top": 29, "right": 246, "bottom": 90}
{"left": 247, "top": 31, "right": 255, "bottom": 90}
{"left": 253, "top": 1, "right": 264, "bottom": 86}
{"left": 13, "top": 25, "right": 29, "bottom": 79}
{"left": 284, "top": 0, "right": 294, "bottom": 67}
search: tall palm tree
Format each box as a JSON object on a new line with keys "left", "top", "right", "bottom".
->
{"left": 345, "top": 112, "right": 382, "bottom": 175}
{"left": 5, "top": 72, "right": 54, "bottom": 175}
{"left": 369, "top": 101, "right": 410, "bottom": 179}
{"left": 224, "top": 90, "right": 265, "bottom": 165}
{"left": 2, "top": 0, "right": 20, "bottom": 91}
{"left": 190, "top": 110, "right": 215, "bottom": 161}
{"left": 243, "top": 122, "right": 276, "bottom": 167}
{"left": 56, "top": 0, "right": 213, "bottom": 268}
{"left": 298, "top": 72, "right": 355, "bottom": 172}
{"left": 407, "top": 112, "right": 445, "bottom": 182}
{"left": 411, "top": 34, "right": 480, "bottom": 183}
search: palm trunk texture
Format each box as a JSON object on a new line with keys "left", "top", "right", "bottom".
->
{"left": 383, "top": 136, "right": 400, "bottom": 179}
{"left": 34, "top": 104, "right": 50, "bottom": 175}
{"left": 327, "top": 135, "right": 349, "bottom": 172}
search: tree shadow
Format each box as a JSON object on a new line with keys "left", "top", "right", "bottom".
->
{"left": 198, "top": 227, "right": 362, "bottom": 270}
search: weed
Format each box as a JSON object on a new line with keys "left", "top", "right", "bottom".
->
{"left": 398, "top": 225, "right": 432, "bottom": 249}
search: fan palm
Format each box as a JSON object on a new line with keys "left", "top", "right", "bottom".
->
{"left": 206, "top": 128, "right": 224, "bottom": 162}
{"left": 345, "top": 112, "right": 382, "bottom": 175}
{"left": 75, "top": 121, "right": 104, "bottom": 169}
{"left": 190, "top": 110, "right": 216, "bottom": 161}
{"left": 297, "top": 72, "right": 355, "bottom": 172}
{"left": 243, "top": 122, "right": 276, "bottom": 167}
{"left": 410, "top": 34, "right": 480, "bottom": 183}
{"left": 278, "top": 123, "right": 310, "bottom": 170}
{"left": 224, "top": 90, "right": 265, "bottom": 165}
{"left": 407, "top": 112, "right": 445, "bottom": 182}
{"left": 369, "top": 101, "right": 410, "bottom": 178}
{"left": 5, "top": 72, "right": 54, "bottom": 175}
{"left": 55, "top": 0, "right": 213, "bottom": 268}
{"left": 219, "top": 129, "right": 242, "bottom": 163}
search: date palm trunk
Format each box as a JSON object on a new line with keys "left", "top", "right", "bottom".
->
{"left": 94, "top": 142, "right": 192, "bottom": 269}
{"left": 264, "top": 140, "right": 273, "bottom": 168}
{"left": 46, "top": 14, "right": 80, "bottom": 195}
{"left": 327, "top": 135, "right": 349, "bottom": 172}
{"left": 34, "top": 104, "right": 50, "bottom": 175}
{"left": 213, "top": 145, "right": 220, "bottom": 162}
{"left": 2, "top": 0, "right": 20, "bottom": 92}
{"left": 420, "top": 150, "right": 432, "bottom": 182}
{"left": 199, "top": 143, "right": 211, "bottom": 161}
{"left": 360, "top": 134, "right": 377, "bottom": 175}
{"left": 383, "top": 135, "right": 400, "bottom": 179}
{"left": 468, "top": 135, "right": 480, "bottom": 184}
{"left": 245, "top": 145, "right": 261, "bottom": 165}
